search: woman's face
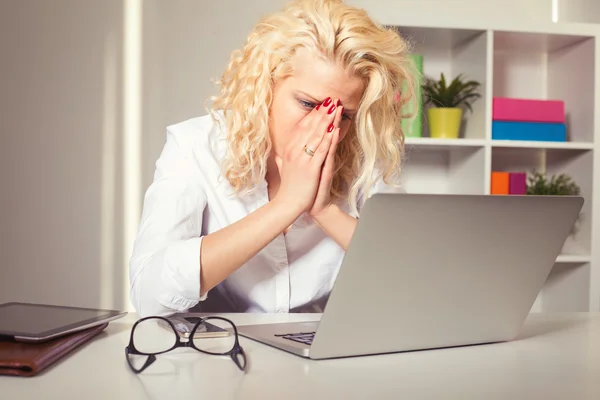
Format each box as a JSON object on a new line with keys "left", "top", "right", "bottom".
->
{"left": 268, "top": 49, "right": 365, "bottom": 159}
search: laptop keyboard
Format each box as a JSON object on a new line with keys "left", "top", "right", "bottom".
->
{"left": 274, "top": 331, "right": 315, "bottom": 345}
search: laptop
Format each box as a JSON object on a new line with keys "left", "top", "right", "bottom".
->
{"left": 236, "top": 193, "right": 584, "bottom": 359}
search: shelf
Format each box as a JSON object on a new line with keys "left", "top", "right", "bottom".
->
{"left": 405, "top": 137, "right": 486, "bottom": 151}
{"left": 401, "top": 145, "right": 486, "bottom": 195}
{"left": 537, "top": 263, "right": 591, "bottom": 311}
{"left": 393, "top": 26, "right": 484, "bottom": 50}
{"left": 556, "top": 254, "right": 591, "bottom": 264}
{"left": 393, "top": 25, "right": 488, "bottom": 141}
{"left": 491, "top": 142, "right": 594, "bottom": 173}
{"left": 406, "top": 139, "right": 595, "bottom": 151}
{"left": 491, "top": 140, "right": 594, "bottom": 150}
{"left": 491, "top": 148, "right": 593, "bottom": 256}
{"left": 493, "top": 31, "right": 595, "bottom": 143}
{"left": 383, "top": 23, "right": 598, "bottom": 312}
{"left": 493, "top": 30, "right": 592, "bottom": 53}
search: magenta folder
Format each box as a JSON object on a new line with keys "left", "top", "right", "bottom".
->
{"left": 493, "top": 97, "right": 564, "bottom": 123}
{"left": 509, "top": 172, "right": 527, "bottom": 195}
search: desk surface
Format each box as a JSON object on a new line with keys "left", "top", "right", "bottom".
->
{"left": 2, "top": 312, "right": 600, "bottom": 399}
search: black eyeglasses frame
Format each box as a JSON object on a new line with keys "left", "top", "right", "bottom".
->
{"left": 124, "top": 315, "right": 247, "bottom": 373}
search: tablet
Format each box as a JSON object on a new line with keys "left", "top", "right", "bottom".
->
{"left": 0, "top": 302, "right": 127, "bottom": 342}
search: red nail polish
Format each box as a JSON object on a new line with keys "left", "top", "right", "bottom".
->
{"left": 316, "top": 104, "right": 321, "bottom": 110}
{"left": 323, "top": 97, "right": 332, "bottom": 106}
{"left": 328, "top": 104, "right": 336, "bottom": 114}
{"left": 336, "top": 99, "right": 342, "bottom": 106}
{"left": 327, "top": 123, "right": 334, "bottom": 133}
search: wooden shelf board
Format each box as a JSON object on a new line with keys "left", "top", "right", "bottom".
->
{"left": 405, "top": 137, "right": 486, "bottom": 150}
{"left": 491, "top": 140, "right": 594, "bottom": 150}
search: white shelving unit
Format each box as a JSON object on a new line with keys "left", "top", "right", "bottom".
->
{"left": 388, "top": 22, "right": 599, "bottom": 312}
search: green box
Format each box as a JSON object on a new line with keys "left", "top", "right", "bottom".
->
{"left": 401, "top": 54, "right": 423, "bottom": 138}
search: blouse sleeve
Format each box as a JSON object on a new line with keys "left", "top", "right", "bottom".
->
{"left": 128, "top": 127, "right": 208, "bottom": 317}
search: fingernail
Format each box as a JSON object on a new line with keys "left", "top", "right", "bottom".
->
{"left": 336, "top": 99, "right": 342, "bottom": 106}
{"left": 316, "top": 104, "right": 321, "bottom": 110}
{"left": 327, "top": 123, "right": 334, "bottom": 133}
{"left": 328, "top": 104, "right": 336, "bottom": 114}
{"left": 323, "top": 97, "right": 332, "bottom": 107}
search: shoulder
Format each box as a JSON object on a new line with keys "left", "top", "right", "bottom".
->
{"left": 165, "top": 111, "right": 227, "bottom": 158}
{"left": 151, "top": 111, "right": 228, "bottom": 186}
{"left": 159, "top": 111, "right": 230, "bottom": 182}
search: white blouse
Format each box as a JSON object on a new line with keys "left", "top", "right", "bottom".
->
{"left": 129, "top": 111, "right": 402, "bottom": 317}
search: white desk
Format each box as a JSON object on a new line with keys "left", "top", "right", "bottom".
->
{"left": 2, "top": 312, "right": 600, "bottom": 399}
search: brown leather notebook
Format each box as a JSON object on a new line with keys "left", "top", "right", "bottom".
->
{"left": 0, "top": 323, "right": 108, "bottom": 377}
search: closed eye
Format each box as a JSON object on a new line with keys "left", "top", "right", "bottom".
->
{"left": 299, "top": 99, "right": 316, "bottom": 109}
{"left": 297, "top": 99, "right": 352, "bottom": 120}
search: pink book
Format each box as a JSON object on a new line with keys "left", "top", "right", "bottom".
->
{"left": 509, "top": 172, "right": 527, "bottom": 195}
{"left": 493, "top": 97, "right": 564, "bottom": 123}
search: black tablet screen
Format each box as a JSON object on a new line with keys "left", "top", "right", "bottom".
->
{"left": 0, "top": 303, "right": 117, "bottom": 336}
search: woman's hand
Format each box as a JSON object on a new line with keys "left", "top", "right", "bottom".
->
{"left": 308, "top": 102, "right": 343, "bottom": 218}
{"left": 273, "top": 97, "right": 339, "bottom": 214}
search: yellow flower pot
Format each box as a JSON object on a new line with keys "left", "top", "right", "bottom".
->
{"left": 427, "top": 107, "right": 463, "bottom": 139}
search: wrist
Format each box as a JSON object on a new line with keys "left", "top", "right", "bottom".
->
{"left": 311, "top": 203, "right": 338, "bottom": 226}
{"left": 270, "top": 195, "right": 305, "bottom": 223}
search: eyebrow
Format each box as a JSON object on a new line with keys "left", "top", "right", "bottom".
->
{"left": 297, "top": 91, "right": 356, "bottom": 113}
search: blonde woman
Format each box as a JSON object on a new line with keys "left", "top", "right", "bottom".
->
{"left": 129, "top": 0, "right": 416, "bottom": 317}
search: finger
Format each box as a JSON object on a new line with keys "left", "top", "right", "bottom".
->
{"left": 310, "top": 124, "right": 334, "bottom": 165}
{"left": 322, "top": 128, "right": 340, "bottom": 175}
{"left": 326, "top": 128, "right": 340, "bottom": 168}
{"left": 304, "top": 99, "right": 339, "bottom": 157}
{"left": 321, "top": 105, "right": 342, "bottom": 159}
{"left": 291, "top": 97, "right": 333, "bottom": 150}
{"left": 332, "top": 104, "right": 343, "bottom": 131}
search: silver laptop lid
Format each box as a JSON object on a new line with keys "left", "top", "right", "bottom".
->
{"left": 310, "top": 194, "right": 583, "bottom": 359}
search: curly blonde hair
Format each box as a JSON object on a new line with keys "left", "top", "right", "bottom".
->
{"left": 210, "top": 0, "right": 417, "bottom": 215}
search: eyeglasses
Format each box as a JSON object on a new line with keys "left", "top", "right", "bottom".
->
{"left": 125, "top": 316, "right": 247, "bottom": 373}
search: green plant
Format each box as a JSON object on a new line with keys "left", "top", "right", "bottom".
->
{"left": 422, "top": 73, "right": 481, "bottom": 112}
{"left": 526, "top": 171, "right": 581, "bottom": 196}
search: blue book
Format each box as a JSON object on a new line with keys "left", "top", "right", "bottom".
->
{"left": 492, "top": 121, "right": 566, "bottom": 142}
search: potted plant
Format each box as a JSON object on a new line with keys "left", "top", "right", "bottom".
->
{"left": 422, "top": 73, "right": 481, "bottom": 139}
{"left": 526, "top": 171, "right": 583, "bottom": 254}
{"left": 526, "top": 171, "right": 581, "bottom": 196}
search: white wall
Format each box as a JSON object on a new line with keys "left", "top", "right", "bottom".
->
{"left": 140, "top": 0, "right": 290, "bottom": 187}
{"left": 346, "top": 0, "right": 553, "bottom": 27}
{"left": 0, "top": 0, "right": 291, "bottom": 311}
{"left": 0, "top": 0, "right": 127, "bottom": 309}
{"left": 558, "top": 0, "right": 600, "bottom": 23}
{"left": 0, "top": 0, "right": 597, "bottom": 311}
